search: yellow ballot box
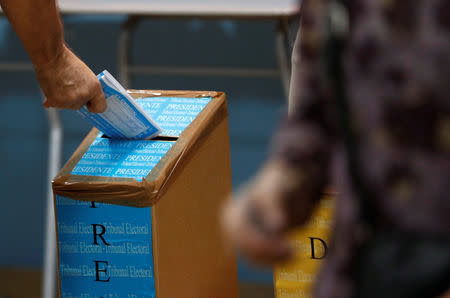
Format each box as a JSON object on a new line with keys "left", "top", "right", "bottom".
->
{"left": 274, "top": 193, "right": 335, "bottom": 298}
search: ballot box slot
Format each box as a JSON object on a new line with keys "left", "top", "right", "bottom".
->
{"left": 149, "top": 136, "right": 178, "bottom": 142}
{"left": 101, "top": 134, "right": 178, "bottom": 142}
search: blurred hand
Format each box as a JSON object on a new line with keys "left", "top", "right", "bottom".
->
{"left": 35, "top": 46, "right": 106, "bottom": 113}
{"left": 439, "top": 289, "right": 450, "bottom": 298}
{"left": 222, "top": 160, "right": 309, "bottom": 265}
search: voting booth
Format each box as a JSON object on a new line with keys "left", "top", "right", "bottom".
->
{"left": 52, "top": 90, "right": 238, "bottom": 298}
{"left": 274, "top": 193, "right": 335, "bottom": 298}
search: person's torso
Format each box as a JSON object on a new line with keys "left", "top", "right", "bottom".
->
{"left": 346, "top": 0, "right": 450, "bottom": 234}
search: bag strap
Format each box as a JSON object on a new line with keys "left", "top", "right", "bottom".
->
{"left": 322, "top": 0, "right": 377, "bottom": 227}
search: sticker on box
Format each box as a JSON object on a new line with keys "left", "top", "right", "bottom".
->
{"left": 56, "top": 196, "right": 156, "bottom": 298}
{"left": 137, "top": 97, "right": 211, "bottom": 137}
{"left": 72, "top": 137, "right": 173, "bottom": 181}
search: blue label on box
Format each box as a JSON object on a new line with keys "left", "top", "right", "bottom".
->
{"left": 56, "top": 196, "right": 155, "bottom": 298}
{"left": 72, "top": 137, "right": 173, "bottom": 181}
{"left": 56, "top": 138, "right": 174, "bottom": 297}
{"left": 136, "top": 97, "right": 211, "bottom": 137}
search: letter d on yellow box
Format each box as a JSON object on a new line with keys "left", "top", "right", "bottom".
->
{"left": 274, "top": 193, "right": 335, "bottom": 298}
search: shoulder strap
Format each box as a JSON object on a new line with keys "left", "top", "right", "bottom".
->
{"left": 322, "top": 0, "right": 377, "bottom": 225}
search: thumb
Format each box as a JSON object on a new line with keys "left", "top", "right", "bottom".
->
{"left": 86, "top": 89, "right": 107, "bottom": 113}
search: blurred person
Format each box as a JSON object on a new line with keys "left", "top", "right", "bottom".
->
{"left": 0, "top": 0, "right": 106, "bottom": 112}
{"left": 223, "top": 0, "right": 450, "bottom": 297}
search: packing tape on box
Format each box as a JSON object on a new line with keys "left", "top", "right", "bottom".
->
{"left": 52, "top": 90, "right": 228, "bottom": 208}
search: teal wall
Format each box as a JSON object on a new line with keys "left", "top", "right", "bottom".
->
{"left": 0, "top": 16, "right": 286, "bottom": 283}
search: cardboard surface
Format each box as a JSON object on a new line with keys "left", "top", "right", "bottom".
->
{"left": 52, "top": 90, "right": 238, "bottom": 297}
{"left": 152, "top": 113, "right": 237, "bottom": 297}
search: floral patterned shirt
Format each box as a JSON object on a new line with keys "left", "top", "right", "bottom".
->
{"left": 274, "top": 0, "right": 450, "bottom": 296}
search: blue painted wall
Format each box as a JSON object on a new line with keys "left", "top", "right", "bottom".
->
{"left": 0, "top": 15, "right": 286, "bottom": 283}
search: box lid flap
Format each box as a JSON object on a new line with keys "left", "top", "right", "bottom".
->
{"left": 52, "top": 90, "right": 227, "bottom": 207}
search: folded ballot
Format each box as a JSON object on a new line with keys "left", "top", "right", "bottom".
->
{"left": 78, "top": 70, "right": 162, "bottom": 139}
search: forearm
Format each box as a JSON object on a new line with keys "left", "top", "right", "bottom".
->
{"left": 0, "top": 0, "right": 106, "bottom": 112}
{"left": 0, "top": 0, "right": 65, "bottom": 67}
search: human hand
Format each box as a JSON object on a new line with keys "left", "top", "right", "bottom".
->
{"left": 222, "top": 160, "right": 312, "bottom": 265}
{"left": 439, "top": 288, "right": 450, "bottom": 298}
{"left": 35, "top": 46, "right": 106, "bottom": 113}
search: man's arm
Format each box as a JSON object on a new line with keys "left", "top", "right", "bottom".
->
{"left": 0, "top": 0, "right": 106, "bottom": 112}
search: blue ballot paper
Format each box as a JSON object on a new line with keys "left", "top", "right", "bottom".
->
{"left": 78, "top": 70, "right": 162, "bottom": 140}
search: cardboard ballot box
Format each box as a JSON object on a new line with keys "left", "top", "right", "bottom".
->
{"left": 274, "top": 193, "right": 335, "bottom": 298}
{"left": 52, "top": 90, "right": 239, "bottom": 298}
